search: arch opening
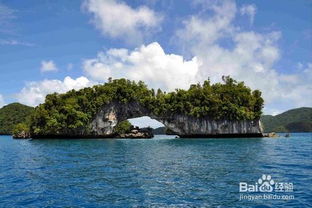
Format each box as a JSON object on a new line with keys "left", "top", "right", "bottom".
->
{"left": 127, "top": 116, "right": 164, "bottom": 129}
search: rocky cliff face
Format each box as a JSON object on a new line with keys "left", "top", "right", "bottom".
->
{"left": 156, "top": 115, "right": 263, "bottom": 137}
{"left": 90, "top": 102, "right": 151, "bottom": 136}
{"left": 90, "top": 102, "right": 263, "bottom": 138}
{"left": 13, "top": 130, "right": 31, "bottom": 139}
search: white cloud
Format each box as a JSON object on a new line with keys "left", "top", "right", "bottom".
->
{"left": 82, "top": 0, "right": 162, "bottom": 43}
{"left": 0, "top": 39, "right": 34, "bottom": 46}
{"left": 83, "top": 42, "right": 200, "bottom": 91}
{"left": 16, "top": 76, "right": 95, "bottom": 106}
{"left": 176, "top": 0, "right": 311, "bottom": 113}
{"left": 0, "top": 3, "right": 15, "bottom": 33}
{"left": 240, "top": 4, "right": 256, "bottom": 25}
{"left": 0, "top": 3, "right": 15, "bottom": 24}
{"left": 82, "top": 0, "right": 311, "bottom": 114}
{"left": 296, "top": 62, "right": 304, "bottom": 70}
{"left": 0, "top": 94, "right": 5, "bottom": 108}
{"left": 40, "top": 60, "right": 58, "bottom": 72}
{"left": 67, "top": 63, "right": 73, "bottom": 71}
{"left": 0, "top": 3, "right": 14, "bottom": 17}
{"left": 177, "top": 0, "right": 236, "bottom": 48}
{"left": 14, "top": 0, "right": 308, "bottom": 114}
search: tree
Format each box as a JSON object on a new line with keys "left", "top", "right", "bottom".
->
{"left": 114, "top": 120, "right": 132, "bottom": 134}
{"left": 12, "top": 123, "right": 29, "bottom": 136}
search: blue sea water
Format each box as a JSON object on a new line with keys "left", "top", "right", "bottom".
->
{"left": 0, "top": 133, "right": 311, "bottom": 208}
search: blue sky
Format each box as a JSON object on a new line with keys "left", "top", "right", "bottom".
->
{"left": 0, "top": 0, "right": 311, "bottom": 127}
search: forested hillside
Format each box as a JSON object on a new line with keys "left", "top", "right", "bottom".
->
{"left": 0, "top": 103, "right": 34, "bottom": 134}
{"left": 261, "top": 107, "right": 312, "bottom": 132}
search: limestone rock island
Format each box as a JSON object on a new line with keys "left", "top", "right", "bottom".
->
{"left": 25, "top": 76, "right": 264, "bottom": 138}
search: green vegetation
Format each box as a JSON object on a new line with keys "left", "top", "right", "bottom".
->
{"left": 114, "top": 120, "right": 132, "bottom": 134}
{"left": 30, "top": 79, "right": 153, "bottom": 135}
{"left": 261, "top": 107, "right": 312, "bottom": 132}
{"left": 0, "top": 103, "right": 34, "bottom": 134}
{"left": 286, "top": 121, "right": 312, "bottom": 132}
{"left": 29, "top": 77, "right": 263, "bottom": 136}
{"left": 153, "top": 76, "right": 263, "bottom": 120}
{"left": 12, "top": 123, "right": 30, "bottom": 136}
{"left": 3, "top": 79, "right": 311, "bottom": 136}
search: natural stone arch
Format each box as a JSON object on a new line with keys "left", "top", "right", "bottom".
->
{"left": 90, "top": 101, "right": 263, "bottom": 137}
{"left": 91, "top": 101, "right": 154, "bottom": 135}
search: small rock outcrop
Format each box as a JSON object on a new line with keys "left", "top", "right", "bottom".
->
{"left": 13, "top": 131, "right": 31, "bottom": 139}
{"left": 263, "top": 132, "right": 279, "bottom": 137}
{"left": 118, "top": 127, "right": 153, "bottom": 139}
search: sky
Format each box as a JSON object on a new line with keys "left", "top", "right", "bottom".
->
{"left": 0, "top": 0, "right": 311, "bottom": 127}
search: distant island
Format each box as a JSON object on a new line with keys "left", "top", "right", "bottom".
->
{"left": 261, "top": 107, "right": 312, "bottom": 132}
{"left": 0, "top": 103, "right": 34, "bottom": 135}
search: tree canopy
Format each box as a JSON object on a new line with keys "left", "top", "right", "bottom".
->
{"left": 0, "top": 103, "right": 34, "bottom": 134}
{"left": 29, "top": 77, "right": 264, "bottom": 135}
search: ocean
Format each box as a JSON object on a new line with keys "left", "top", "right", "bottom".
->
{"left": 0, "top": 133, "right": 311, "bottom": 207}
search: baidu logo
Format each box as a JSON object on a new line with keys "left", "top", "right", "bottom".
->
{"left": 239, "top": 174, "right": 294, "bottom": 201}
{"left": 240, "top": 174, "right": 275, "bottom": 193}
{"left": 258, "top": 174, "right": 275, "bottom": 192}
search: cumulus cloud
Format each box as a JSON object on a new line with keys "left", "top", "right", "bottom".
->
{"left": 82, "top": 0, "right": 311, "bottom": 114}
{"left": 0, "top": 94, "right": 5, "bottom": 108}
{"left": 40, "top": 60, "right": 58, "bottom": 72}
{"left": 177, "top": 0, "right": 237, "bottom": 48}
{"left": 16, "top": 76, "right": 95, "bottom": 106}
{"left": 14, "top": 0, "right": 309, "bottom": 114}
{"left": 176, "top": 0, "right": 311, "bottom": 112}
{"left": 287, "top": 63, "right": 312, "bottom": 106}
{"left": 83, "top": 0, "right": 162, "bottom": 43}
{"left": 240, "top": 4, "right": 256, "bottom": 25}
{"left": 83, "top": 42, "right": 200, "bottom": 91}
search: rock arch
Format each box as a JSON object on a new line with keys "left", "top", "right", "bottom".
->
{"left": 91, "top": 101, "right": 263, "bottom": 138}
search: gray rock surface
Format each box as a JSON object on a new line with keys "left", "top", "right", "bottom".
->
{"left": 90, "top": 102, "right": 263, "bottom": 137}
{"left": 13, "top": 130, "right": 31, "bottom": 139}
